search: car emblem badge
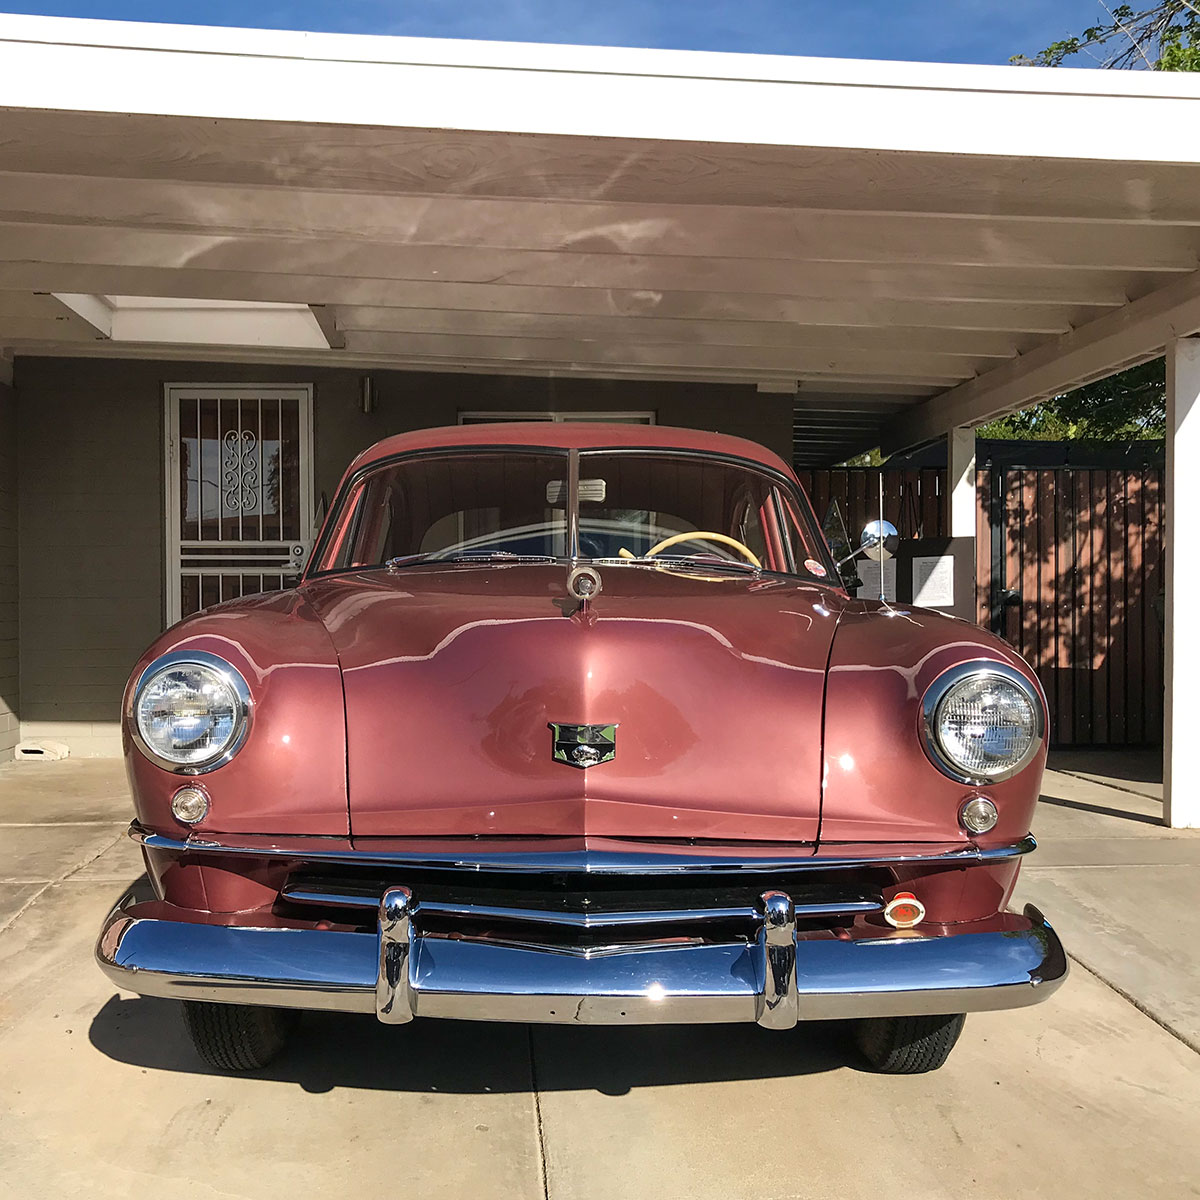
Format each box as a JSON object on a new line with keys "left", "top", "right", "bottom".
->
{"left": 549, "top": 723, "right": 617, "bottom": 768}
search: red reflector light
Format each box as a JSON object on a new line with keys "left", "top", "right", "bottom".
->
{"left": 883, "top": 891, "right": 926, "bottom": 929}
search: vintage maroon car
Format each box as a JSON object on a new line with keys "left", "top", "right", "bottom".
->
{"left": 97, "top": 423, "right": 1065, "bottom": 1074}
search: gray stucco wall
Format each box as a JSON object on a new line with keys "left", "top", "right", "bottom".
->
{"left": 15, "top": 357, "right": 790, "bottom": 755}
{"left": 0, "top": 380, "right": 17, "bottom": 759}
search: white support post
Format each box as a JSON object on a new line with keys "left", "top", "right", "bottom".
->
{"left": 1165, "top": 337, "right": 1200, "bottom": 828}
{"left": 945, "top": 425, "right": 978, "bottom": 624}
{"left": 949, "top": 426, "right": 977, "bottom": 539}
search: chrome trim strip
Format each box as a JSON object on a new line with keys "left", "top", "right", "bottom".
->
{"left": 97, "top": 894, "right": 1067, "bottom": 1025}
{"left": 278, "top": 885, "right": 882, "bottom": 923}
{"left": 133, "top": 824, "right": 1037, "bottom": 874}
{"left": 566, "top": 446, "right": 580, "bottom": 562}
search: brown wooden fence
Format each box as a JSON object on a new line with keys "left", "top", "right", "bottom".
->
{"left": 798, "top": 468, "right": 949, "bottom": 542}
{"left": 796, "top": 466, "right": 1165, "bottom": 747}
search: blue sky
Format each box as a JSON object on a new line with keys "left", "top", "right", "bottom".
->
{"left": 1, "top": 1, "right": 1118, "bottom": 65}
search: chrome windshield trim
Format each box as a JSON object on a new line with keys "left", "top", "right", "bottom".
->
{"left": 131, "top": 824, "right": 1036, "bottom": 874}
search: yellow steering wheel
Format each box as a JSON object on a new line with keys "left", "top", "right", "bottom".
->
{"left": 618, "top": 531, "right": 762, "bottom": 568}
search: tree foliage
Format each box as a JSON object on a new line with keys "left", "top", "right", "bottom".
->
{"left": 977, "top": 359, "right": 1166, "bottom": 439}
{"left": 1012, "top": 2, "right": 1200, "bottom": 70}
{"left": 982, "top": 4, "right": 1199, "bottom": 442}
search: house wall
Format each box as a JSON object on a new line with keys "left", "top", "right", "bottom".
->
{"left": 15, "top": 357, "right": 790, "bottom": 756}
{"left": 0, "top": 379, "right": 17, "bottom": 759}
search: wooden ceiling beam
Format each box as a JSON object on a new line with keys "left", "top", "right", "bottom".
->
{"left": 0, "top": 274, "right": 1090, "bottom": 334}
{"left": 0, "top": 172, "right": 1196, "bottom": 273}
{"left": 0, "top": 223, "right": 1138, "bottom": 306}
{"left": 6, "top": 338, "right": 943, "bottom": 399}
{"left": 0, "top": 109, "right": 1199, "bottom": 225}
{"left": 883, "top": 267, "right": 1200, "bottom": 452}
{"left": 332, "top": 308, "right": 1025, "bottom": 358}
{"left": 338, "top": 329, "right": 979, "bottom": 381}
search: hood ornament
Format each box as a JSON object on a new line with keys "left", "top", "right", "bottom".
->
{"left": 549, "top": 723, "right": 617, "bottom": 768}
{"left": 556, "top": 564, "right": 603, "bottom": 618}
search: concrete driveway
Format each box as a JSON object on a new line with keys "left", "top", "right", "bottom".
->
{"left": 2, "top": 758, "right": 1198, "bottom": 1200}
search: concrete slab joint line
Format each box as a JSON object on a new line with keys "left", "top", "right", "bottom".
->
{"left": 1067, "top": 953, "right": 1199, "bottom": 1057}
{"left": 527, "top": 1028, "right": 551, "bottom": 1200}
{"left": 0, "top": 825, "right": 125, "bottom": 936}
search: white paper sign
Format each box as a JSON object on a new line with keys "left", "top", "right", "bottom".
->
{"left": 913, "top": 555, "right": 955, "bottom": 607}
{"left": 856, "top": 558, "right": 897, "bottom": 601}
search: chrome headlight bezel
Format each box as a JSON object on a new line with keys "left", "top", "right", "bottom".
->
{"left": 921, "top": 660, "right": 1044, "bottom": 785}
{"left": 128, "top": 650, "right": 252, "bottom": 774}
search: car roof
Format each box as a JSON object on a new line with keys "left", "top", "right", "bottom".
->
{"left": 347, "top": 422, "right": 796, "bottom": 478}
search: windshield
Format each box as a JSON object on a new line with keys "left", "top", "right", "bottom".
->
{"left": 312, "top": 448, "right": 833, "bottom": 580}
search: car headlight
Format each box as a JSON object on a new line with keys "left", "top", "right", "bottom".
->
{"left": 921, "top": 661, "right": 1043, "bottom": 784}
{"left": 130, "top": 651, "right": 251, "bottom": 773}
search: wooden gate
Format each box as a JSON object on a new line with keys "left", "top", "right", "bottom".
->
{"left": 978, "top": 467, "right": 1164, "bottom": 747}
{"left": 795, "top": 465, "right": 1165, "bottom": 747}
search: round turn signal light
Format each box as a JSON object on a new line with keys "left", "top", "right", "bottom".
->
{"left": 171, "top": 785, "right": 210, "bottom": 825}
{"left": 960, "top": 796, "right": 999, "bottom": 834}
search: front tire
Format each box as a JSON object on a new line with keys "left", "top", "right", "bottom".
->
{"left": 182, "top": 1001, "right": 296, "bottom": 1071}
{"left": 855, "top": 1013, "right": 966, "bottom": 1074}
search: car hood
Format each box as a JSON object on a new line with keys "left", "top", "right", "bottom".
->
{"left": 303, "top": 564, "right": 843, "bottom": 840}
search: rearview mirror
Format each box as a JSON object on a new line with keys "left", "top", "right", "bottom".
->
{"left": 546, "top": 478, "right": 607, "bottom": 505}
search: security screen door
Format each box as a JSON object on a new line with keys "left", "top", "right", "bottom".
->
{"left": 165, "top": 384, "right": 314, "bottom": 625}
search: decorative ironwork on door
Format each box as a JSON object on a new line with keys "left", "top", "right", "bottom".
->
{"left": 165, "top": 386, "right": 314, "bottom": 624}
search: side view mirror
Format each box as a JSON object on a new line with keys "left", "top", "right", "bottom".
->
{"left": 836, "top": 518, "right": 901, "bottom": 572}
{"left": 859, "top": 519, "right": 900, "bottom": 562}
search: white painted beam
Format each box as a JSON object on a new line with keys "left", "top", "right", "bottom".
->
{"left": 1, "top": 14, "right": 1200, "bottom": 162}
{"left": 0, "top": 271, "right": 1092, "bottom": 335}
{"left": 52, "top": 292, "right": 111, "bottom": 337}
{"left": 883, "top": 269, "right": 1200, "bottom": 452}
{"left": 1164, "top": 337, "right": 1200, "bottom": 828}
{"left": 0, "top": 222, "right": 1137, "bottom": 306}
{"left": 2, "top": 173, "right": 1197, "bottom": 273}
{"left": 949, "top": 427, "right": 977, "bottom": 540}
{"left": 334, "top": 308, "right": 1025, "bottom": 358}
{"left": 337, "top": 330, "right": 975, "bottom": 383}
{"left": 4, "top": 111, "right": 1200, "bottom": 227}
{"left": 336, "top": 297, "right": 1074, "bottom": 337}
{"left": 0, "top": 315, "right": 94, "bottom": 343}
{"left": 3, "top": 339, "right": 931, "bottom": 401}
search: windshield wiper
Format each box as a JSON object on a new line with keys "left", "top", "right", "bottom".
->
{"left": 440, "top": 552, "right": 557, "bottom": 564}
{"left": 600, "top": 554, "right": 762, "bottom": 576}
{"left": 384, "top": 554, "right": 432, "bottom": 570}
{"left": 385, "top": 551, "right": 558, "bottom": 571}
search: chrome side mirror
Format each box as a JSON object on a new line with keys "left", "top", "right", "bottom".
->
{"left": 859, "top": 519, "right": 899, "bottom": 562}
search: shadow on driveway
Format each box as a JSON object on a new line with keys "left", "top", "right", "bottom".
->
{"left": 1035, "top": 792, "right": 1161, "bottom": 826}
{"left": 89, "top": 992, "right": 858, "bottom": 1095}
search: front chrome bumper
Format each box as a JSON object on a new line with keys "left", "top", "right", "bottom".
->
{"left": 96, "top": 886, "right": 1067, "bottom": 1027}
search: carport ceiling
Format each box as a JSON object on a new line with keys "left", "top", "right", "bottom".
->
{"left": 2, "top": 16, "right": 1200, "bottom": 466}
